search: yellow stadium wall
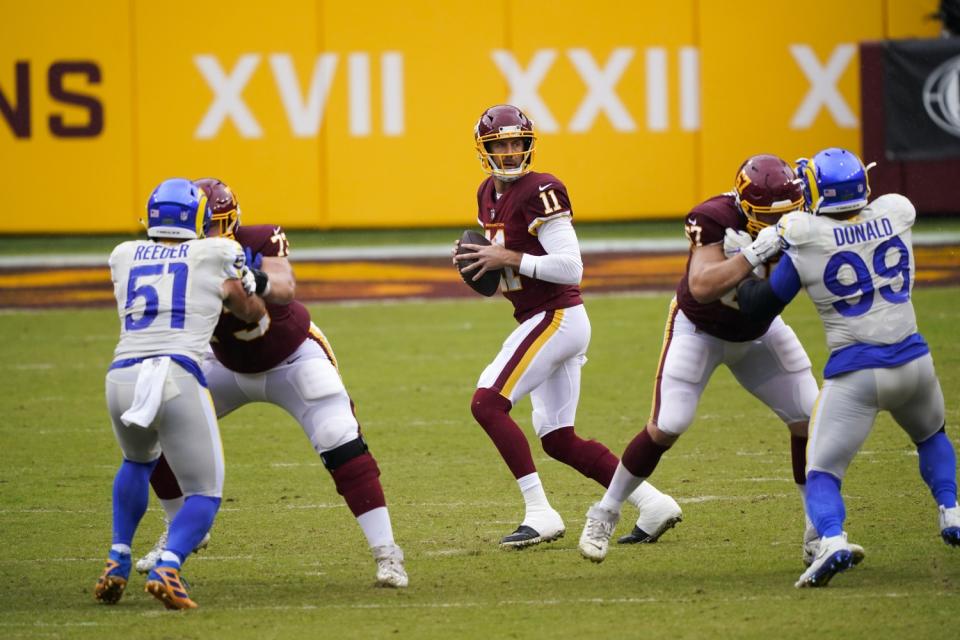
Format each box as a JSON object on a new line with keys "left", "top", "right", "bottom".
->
{"left": 0, "top": 0, "right": 942, "bottom": 233}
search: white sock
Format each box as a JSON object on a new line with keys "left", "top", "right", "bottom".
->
{"left": 599, "top": 462, "right": 644, "bottom": 513}
{"left": 517, "top": 472, "right": 551, "bottom": 513}
{"left": 159, "top": 550, "right": 180, "bottom": 567}
{"left": 625, "top": 480, "right": 664, "bottom": 509}
{"left": 357, "top": 506, "right": 395, "bottom": 549}
{"left": 159, "top": 497, "right": 184, "bottom": 522}
{"left": 111, "top": 543, "right": 131, "bottom": 555}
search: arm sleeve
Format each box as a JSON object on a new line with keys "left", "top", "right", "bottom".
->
{"left": 735, "top": 253, "right": 801, "bottom": 319}
{"left": 517, "top": 216, "right": 583, "bottom": 285}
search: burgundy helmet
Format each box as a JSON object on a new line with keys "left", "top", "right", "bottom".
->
{"left": 474, "top": 105, "right": 536, "bottom": 181}
{"left": 194, "top": 178, "right": 241, "bottom": 238}
{"left": 733, "top": 154, "right": 804, "bottom": 237}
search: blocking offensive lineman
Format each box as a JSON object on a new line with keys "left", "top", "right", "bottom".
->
{"left": 95, "top": 178, "right": 266, "bottom": 609}
{"left": 138, "top": 179, "right": 408, "bottom": 588}
{"left": 454, "top": 104, "right": 682, "bottom": 548}
{"left": 578, "top": 155, "right": 856, "bottom": 564}
{"left": 734, "top": 148, "right": 959, "bottom": 588}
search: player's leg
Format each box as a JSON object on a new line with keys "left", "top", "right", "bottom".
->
{"left": 136, "top": 355, "right": 243, "bottom": 573}
{"left": 727, "top": 318, "right": 827, "bottom": 564}
{"left": 795, "top": 371, "right": 877, "bottom": 587}
{"left": 580, "top": 303, "right": 718, "bottom": 560}
{"left": 473, "top": 307, "right": 585, "bottom": 548}
{"left": 530, "top": 335, "right": 682, "bottom": 547}
{"left": 146, "top": 366, "right": 226, "bottom": 609}
{"left": 882, "top": 354, "right": 958, "bottom": 546}
{"left": 269, "top": 330, "right": 407, "bottom": 586}
{"left": 96, "top": 367, "right": 162, "bottom": 604}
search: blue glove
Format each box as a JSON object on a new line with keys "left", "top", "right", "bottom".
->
{"left": 243, "top": 247, "right": 263, "bottom": 270}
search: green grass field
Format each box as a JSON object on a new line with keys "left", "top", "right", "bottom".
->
{"left": 2, "top": 289, "right": 958, "bottom": 639}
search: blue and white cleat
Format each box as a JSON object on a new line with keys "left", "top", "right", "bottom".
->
{"left": 94, "top": 549, "right": 132, "bottom": 604}
{"left": 795, "top": 533, "right": 857, "bottom": 588}
{"left": 940, "top": 505, "right": 960, "bottom": 547}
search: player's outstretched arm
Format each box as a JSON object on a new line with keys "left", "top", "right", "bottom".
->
{"left": 258, "top": 256, "right": 296, "bottom": 304}
{"left": 688, "top": 244, "right": 758, "bottom": 303}
{"left": 223, "top": 278, "right": 267, "bottom": 324}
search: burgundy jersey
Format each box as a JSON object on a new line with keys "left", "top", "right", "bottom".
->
{"left": 476, "top": 171, "right": 583, "bottom": 323}
{"left": 675, "top": 194, "right": 778, "bottom": 342}
{"left": 211, "top": 224, "right": 311, "bottom": 373}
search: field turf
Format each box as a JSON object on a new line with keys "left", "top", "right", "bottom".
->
{"left": 1, "top": 289, "right": 958, "bottom": 639}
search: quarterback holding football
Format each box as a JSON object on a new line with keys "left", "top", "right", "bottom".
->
{"left": 454, "top": 104, "right": 682, "bottom": 549}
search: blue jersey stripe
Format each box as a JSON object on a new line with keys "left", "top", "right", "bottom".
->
{"left": 824, "top": 333, "right": 929, "bottom": 378}
{"left": 109, "top": 354, "right": 208, "bottom": 388}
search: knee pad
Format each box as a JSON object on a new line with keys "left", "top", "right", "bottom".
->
{"left": 308, "top": 412, "right": 359, "bottom": 453}
{"left": 767, "top": 324, "right": 813, "bottom": 373}
{"left": 471, "top": 387, "right": 511, "bottom": 425}
{"left": 655, "top": 384, "right": 698, "bottom": 435}
{"left": 320, "top": 436, "right": 369, "bottom": 471}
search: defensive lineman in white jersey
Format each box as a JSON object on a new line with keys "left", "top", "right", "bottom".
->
{"left": 735, "top": 148, "right": 959, "bottom": 588}
{"left": 95, "top": 178, "right": 265, "bottom": 610}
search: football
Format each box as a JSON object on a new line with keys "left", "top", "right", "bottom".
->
{"left": 455, "top": 230, "right": 502, "bottom": 297}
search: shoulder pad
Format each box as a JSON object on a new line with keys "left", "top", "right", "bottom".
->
{"left": 777, "top": 212, "right": 812, "bottom": 246}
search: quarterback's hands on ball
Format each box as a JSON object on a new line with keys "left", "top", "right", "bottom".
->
{"left": 456, "top": 243, "right": 521, "bottom": 280}
{"left": 741, "top": 225, "right": 783, "bottom": 268}
{"left": 451, "top": 239, "right": 461, "bottom": 266}
{"left": 239, "top": 265, "right": 257, "bottom": 296}
{"left": 723, "top": 228, "right": 753, "bottom": 259}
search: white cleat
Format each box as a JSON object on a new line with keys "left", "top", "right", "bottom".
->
{"left": 499, "top": 508, "right": 565, "bottom": 550}
{"left": 803, "top": 534, "right": 864, "bottom": 568}
{"left": 373, "top": 544, "right": 409, "bottom": 588}
{"left": 617, "top": 493, "right": 682, "bottom": 545}
{"left": 795, "top": 532, "right": 858, "bottom": 588}
{"left": 940, "top": 504, "right": 960, "bottom": 546}
{"left": 135, "top": 525, "right": 211, "bottom": 575}
{"left": 578, "top": 503, "right": 620, "bottom": 563}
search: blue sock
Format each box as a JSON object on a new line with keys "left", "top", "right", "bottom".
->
{"left": 112, "top": 458, "right": 158, "bottom": 546}
{"left": 917, "top": 428, "right": 958, "bottom": 508}
{"left": 166, "top": 495, "right": 221, "bottom": 564}
{"left": 806, "top": 470, "right": 845, "bottom": 538}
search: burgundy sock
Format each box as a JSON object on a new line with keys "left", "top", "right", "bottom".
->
{"left": 791, "top": 434, "right": 808, "bottom": 485}
{"left": 541, "top": 427, "right": 618, "bottom": 486}
{"left": 149, "top": 454, "right": 184, "bottom": 500}
{"left": 330, "top": 453, "right": 387, "bottom": 517}
{"left": 471, "top": 388, "right": 536, "bottom": 479}
{"left": 621, "top": 428, "right": 670, "bottom": 478}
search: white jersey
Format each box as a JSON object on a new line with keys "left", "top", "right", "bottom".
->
{"left": 778, "top": 194, "right": 919, "bottom": 353}
{"left": 109, "top": 237, "right": 244, "bottom": 363}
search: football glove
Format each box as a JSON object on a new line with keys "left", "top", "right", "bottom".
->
{"left": 251, "top": 268, "right": 271, "bottom": 297}
{"left": 239, "top": 266, "right": 257, "bottom": 296}
{"left": 243, "top": 247, "right": 263, "bottom": 270}
{"left": 723, "top": 228, "right": 753, "bottom": 259}
{"left": 740, "top": 225, "right": 783, "bottom": 268}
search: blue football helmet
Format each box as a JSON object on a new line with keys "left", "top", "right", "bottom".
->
{"left": 796, "top": 148, "right": 876, "bottom": 215}
{"left": 145, "top": 178, "right": 212, "bottom": 239}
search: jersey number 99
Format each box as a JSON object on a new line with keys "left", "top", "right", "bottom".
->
{"left": 823, "top": 237, "right": 910, "bottom": 317}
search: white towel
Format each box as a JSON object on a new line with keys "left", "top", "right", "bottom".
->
{"left": 120, "top": 357, "right": 171, "bottom": 428}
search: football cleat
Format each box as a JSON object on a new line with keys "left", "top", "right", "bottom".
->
{"left": 578, "top": 504, "right": 621, "bottom": 563}
{"left": 94, "top": 550, "right": 131, "bottom": 604}
{"left": 499, "top": 509, "right": 565, "bottom": 549}
{"left": 939, "top": 504, "right": 960, "bottom": 546}
{"left": 145, "top": 562, "right": 198, "bottom": 610}
{"left": 373, "top": 544, "right": 409, "bottom": 588}
{"left": 795, "top": 532, "right": 857, "bottom": 588}
{"left": 136, "top": 526, "right": 210, "bottom": 574}
{"left": 803, "top": 535, "right": 865, "bottom": 567}
{"left": 617, "top": 494, "right": 682, "bottom": 545}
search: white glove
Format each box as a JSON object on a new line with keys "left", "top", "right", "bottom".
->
{"left": 723, "top": 228, "right": 753, "bottom": 259}
{"left": 740, "top": 225, "right": 783, "bottom": 268}
{"left": 239, "top": 265, "right": 257, "bottom": 296}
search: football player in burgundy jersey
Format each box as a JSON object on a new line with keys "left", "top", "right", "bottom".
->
{"left": 578, "top": 155, "right": 863, "bottom": 565}
{"left": 455, "top": 104, "right": 682, "bottom": 549}
{"left": 136, "top": 179, "right": 408, "bottom": 588}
